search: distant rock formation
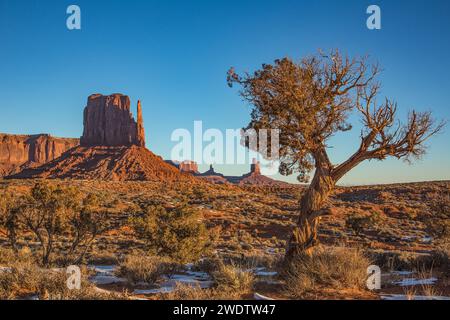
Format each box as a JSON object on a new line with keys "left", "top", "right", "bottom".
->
{"left": 198, "top": 165, "right": 229, "bottom": 184}
{"left": 9, "top": 93, "right": 196, "bottom": 182}
{"left": 0, "top": 134, "right": 79, "bottom": 177}
{"left": 179, "top": 160, "right": 199, "bottom": 174}
{"left": 167, "top": 158, "right": 290, "bottom": 186}
{"left": 202, "top": 164, "right": 221, "bottom": 176}
{"left": 80, "top": 94, "right": 145, "bottom": 147}
{"left": 250, "top": 158, "right": 261, "bottom": 175}
{"left": 227, "top": 159, "right": 289, "bottom": 186}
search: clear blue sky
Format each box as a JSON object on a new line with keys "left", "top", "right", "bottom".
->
{"left": 0, "top": 0, "right": 449, "bottom": 185}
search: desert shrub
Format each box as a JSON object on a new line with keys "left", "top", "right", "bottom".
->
{"left": 223, "top": 253, "right": 281, "bottom": 271}
{"left": 368, "top": 249, "right": 418, "bottom": 270}
{"left": 0, "top": 190, "right": 24, "bottom": 252}
{"left": 212, "top": 263, "right": 254, "bottom": 295}
{"left": 0, "top": 260, "right": 41, "bottom": 299}
{"left": 158, "top": 283, "right": 212, "bottom": 300}
{"left": 0, "top": 247, "right": 18, "bottom": 265}
{"left": 345, "top": 211, "right": 384, "bottom": 235}
{"left": 0, "top": 182, "right": 110, "bottom": 266}
{"left": 117, "top": 255, "right": 177, "bottom": 284}
{"left": 430, "top": 244, "right": 450, "bottom": 275}
{"left": 130, "top": 203, "right": 210, "bottom": 264}
{"left": 161, "top": 261, "right": 256, "bottom": 300}
{"left": 0, "top": 247, "right": 34, "bottom": 265}
{"left": 192, "top": 186, "right": 210, "bottom": 203}
{"left": 426, "top": 219, "right": 450, "bottom": 244}
{"left": 192, "top": 257, "right": 222, "bottom": 274}
{"left": 0, "top": 250, "right": 125, "bottom": 300}
{"left": 284, "top": 247, "right": 370, "bottom": 298}
{"left": 0, "top": 265, "right": 124, "bottom": 300}
{"left": 159, "top": 282, "right": 252, "bottom": 300}
{"left": 429, "top": 193, "right": 450, "bottom": 220}
{"left": 367, "top": 249, "right": 444, "bottom": 271}
{"left": 87, "top": 251, "right": 119, "bottom": 265}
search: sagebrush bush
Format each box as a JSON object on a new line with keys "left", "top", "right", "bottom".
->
{"left": 157, "top": 283, "right": 245, "bottom": 300}
{"left": 0, "top": 181, "right": 110, "bottom": 266}
{"left": 345, "top": 211, "right": 384, "bottom": 235}
{"left": 284, "top": 247, "right": 370, "bottom": 298}
{"left": 212, "top": 263, "right": 254, "bottom": 295}
{"left": 430, "top": 244, "right": 450, "bottom": 275}
{"left": 158, "top": 283, "right": 212, "bottom": 300}
{"left": 130, "top": 203, "right": 211, "bottom": 264}
{"left": 0, "top": 260, "right": 123, "bottom": 300}
{"left": 117, "top": 255, "right": 177, "bottom": 284}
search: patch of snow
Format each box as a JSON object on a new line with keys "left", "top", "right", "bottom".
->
{"left": 381, "top": 294, "right": 450, "bottom": 301}
{"left": 391, "top": 271, "right": 414, "bottom": 276}
{"left": 421, "top": 236, "right": 433, "bottom": 243}
{"left": 185, "top": 270, "right": 210, "bottom": 279}
{"left": 134, "top": 287, "right": 173, "bottom": 295}
{"left": 89, "top": 265, "right": 116, "bottom": 275}
{"left": 19, "top": 295, "right": 39, "bottom": 300}
{"left": 133, "top": 272, "right": 213, "bottom": 295}
{"left": 401, "top": 236, "right": 415, "bottom": 242}
{"left": 88, "top": 264, "right": 125, "bottom": 285}
{"left": 256, "top": 271, "right": 278, "bottom": 277}
{"left": 163, "top": 276, "right": 214, "bottom": 289}
{"left": 185, "top": 263, "right": 194, "bottom": 271}
{"left": 254, "top": 292, "right": 275, "bottom": 300}
{"left": 393, "top": 277, "right": 438, "bottom": 286}
{"left": 253, "top": 267, "right": 278, "bottom": 277}
{"left": 382, "top": 270, "right": 414, "bottom": 276}
{"left": 90, "top": 275, "right": 127, "bottom": 285}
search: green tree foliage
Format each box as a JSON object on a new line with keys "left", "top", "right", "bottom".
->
{"left": 131, "top": 203, "right": 210, "bottom": 264}
{"left": 0, "top": 182, "right": 109, "bottom": 266}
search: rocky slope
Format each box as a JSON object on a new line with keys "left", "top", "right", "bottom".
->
{"left": 9, "top": 146, "right": 194, "bottom": 182}
{"left": 0, "top": 134, "right": 79, "bottom": 177}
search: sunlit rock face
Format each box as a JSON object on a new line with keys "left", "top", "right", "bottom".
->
{"left": 0, "top": 134, "right": 79, "bottom": 176}
{"left": 80, "top": 94, "right": 145, "bottom": 147}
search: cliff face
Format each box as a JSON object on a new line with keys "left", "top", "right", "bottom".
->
{"left": 80, "top": 94, "right": 145, "bottom": 147}
{"left": 0, "top": 134, "right": 79, "bottom": 176}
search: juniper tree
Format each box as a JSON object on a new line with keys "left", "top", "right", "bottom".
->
{"left": 228, "top": 50, "right": 445, "bottom": 261}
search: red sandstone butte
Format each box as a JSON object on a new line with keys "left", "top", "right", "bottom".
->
{"left": 0, "top": 133, "right": 79, "bottom": 176}
{"left": 8, "top": 93, "right": 196, "bottom": 182}
{"left": 179, "top": 160, "right": 200, "bottom": 174}
{"left": 80, "top": 94, "right": 145, "bottom": 147}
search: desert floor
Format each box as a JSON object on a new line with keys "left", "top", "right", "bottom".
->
{"left": 0, "top": 179, "right": 449, "bottom": 300}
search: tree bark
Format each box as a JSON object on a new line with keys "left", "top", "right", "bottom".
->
{"left": 285, "top": 159, "right": 335, "bottom": 263}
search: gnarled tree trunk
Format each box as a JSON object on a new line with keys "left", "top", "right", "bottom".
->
{"left": 285, "top": 162, "right": 335, "bottom": 263}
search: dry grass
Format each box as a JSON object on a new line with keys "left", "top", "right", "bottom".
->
{"left": 116, "top": 254, "right": 177, "bottom": 285}
{"left": 1, "top": 179, "right": 449, "bottom": 300}
{"left": 211, "top": 262, "right": 255, "bottom": 299}
{"left": 418, "top": 269, "right": 441, "bottom": 298}
{"left": 402, "top": 286, "right": 417, "bottom": 300}
{"left": 284, "top": 246, "right": 371, "bottom": 299}
{"left": 158, "top": 282, "right": 254, "bottom": 300}
{"left": 431, "top": 243, "right": 450, "bottom": 275}
{"left": 157, "top": 283, "right": 213, "bottom": 300}
{"left": 0, "top": 259, "right": 125, "bottom": 300}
